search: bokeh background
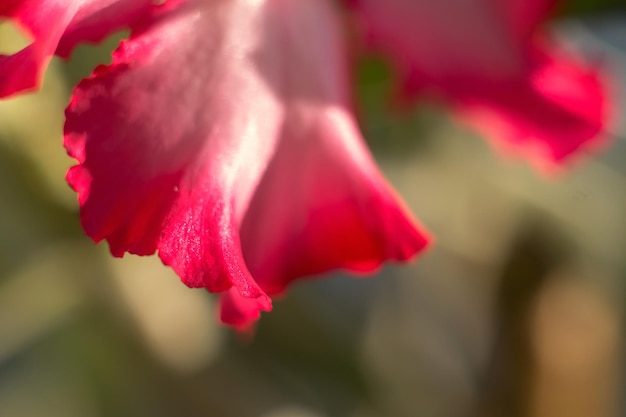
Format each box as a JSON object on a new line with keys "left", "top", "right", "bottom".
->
{"left": 0, "top": 2, "right": 625, "bottom": 417}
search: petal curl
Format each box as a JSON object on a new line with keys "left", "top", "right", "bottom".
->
{"left": 241, "top": 108, "right": 428, "bottom": 296}
{"left": 220, "top": 287, "right": 268, "bottom": 331}
{"left": 223, "top": 108, "right": 429, "bottom": 328}
{"left": 0, "top": 0, "right": 151, "bottom": 97}
{"left": 65, "top": 0, "right": 428, "bottom": 326}
{"left": 346, "top": 0, "right": 609, "bottom": 166}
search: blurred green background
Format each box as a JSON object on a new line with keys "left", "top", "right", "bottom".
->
{"left": 0, "top": 4, "right": 625, "bottom": 417}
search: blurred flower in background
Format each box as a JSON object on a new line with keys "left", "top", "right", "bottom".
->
{"left": 0, "top": 0, "right": 624, "bottom": 416}
{"left": 348, "top": 0, "right": 609, "bottom": 168}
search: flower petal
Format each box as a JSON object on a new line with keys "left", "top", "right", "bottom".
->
{"left": 219, "top": 123, "right": 429, "bottom": 329}
{"left": 222, "top": 107, "right": 429, "bottom": 328}
{"left": 0, "top": 0, "right": 151, "bottom": 97}
{"left": 346, "top": 0, "right": 609, "bottom": 166}
{"left": 240, "top": 108, "right": 429, "bottom": 297}
{"left": 220, "top": 287, "right": 268, "bottom": 331}
{"left": 456, "top": 41, "right": 607, "bottom": 168}
{"left": 65, "top": 0, "right": 428, "bottom": 326}
{"left": 66, "top": 0, "right": 279, "bottom": 305}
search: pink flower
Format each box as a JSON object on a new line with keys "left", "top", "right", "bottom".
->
{"left": 2, "top": 0, "right": 429, "bottom": 328}
{"left": 346, "top": 0, "right": 608, "bottom": 169}
{"left": 0, "top": 0, "right": 608, "bottom": 327}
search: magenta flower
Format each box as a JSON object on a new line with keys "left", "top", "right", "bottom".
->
{"left": 0, "top": 0, "right": 608, "bottom": 327}
{"left": 347, "top": 0, "right": 608, "bottom": 168}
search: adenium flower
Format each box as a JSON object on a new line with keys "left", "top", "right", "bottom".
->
{"left": 0, "top": 0, "right": 608, "bottom": 328}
